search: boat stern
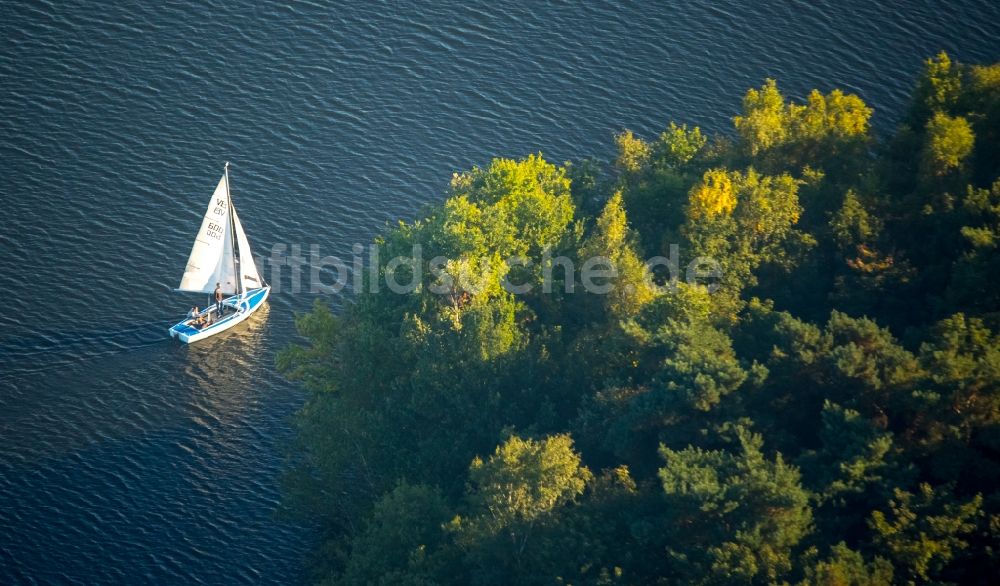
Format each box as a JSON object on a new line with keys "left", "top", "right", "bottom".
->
{"left": 169, "top": 321, "right": 201, "bottom": 343}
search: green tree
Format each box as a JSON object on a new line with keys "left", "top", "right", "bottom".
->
{"left": 798, "top": 543, "right": 893, "bottom": 586}
{"left": 829, "top": 190, "right": 879, "bottom": 253}
{"left": 654, "top": 122, "right": 707, "bottom": 169}
{"left": 657, "top": 425, "right": 813, "bottom": 584}
{"left": 734, "top": 305, "right": 921, "bottom": 455}
{"left": 578, "top": 190, "right": 658, "bottom": 319}
{"left": 869, "top": 483, "right": 982, "bottom": 584}
{"left": 339, "top": 483, "right": 454, "bottom": 586}
{"left": 466, "top": 434, "right": 592, "bottom": 530}
{"left": 617, "top": 121, "right": 712, "bottom": 256}
{"left": 447, "top": 153, "right": 575, "bottom": 260}
{"left": 574, "top": 284, "right": 751, "bottom": 475}
{"left": 450, "top": 434, "right": 593, "bottom": 583}
{"left": 919, "top": 313, "right": 1000, "bottom": 440}
{"left": 947, "top": 180, "right": 1000, "bottom": 312}
{"left": 912, "top": 313, "right": 1000, "bottom": 492}
{"left": 798, "top": 401, "right": 901, "bottom": 505}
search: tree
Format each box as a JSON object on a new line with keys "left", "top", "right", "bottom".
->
{"left": 798, "top": 401, "right": 901, "bottom": 505}
{"left": 657, "top": 425, "right": 813, "bottom": 584}
{"left": 734, "top": 79, "right": 789, "bottom": 156}
{"left": 447, "top": 153, "right": 575, "bottom": 260}
{"left": 912, "top": 313, "right": 1000, "bottom": 492}
{"left": 947, "top": 180, "right": 1000, "bottom": 313}
{"left": 830, "top": 190, "right": 879, "bottom": 253}
{"left": 466, "top": 434, "right": 592, "bottom": 530}
{"left": 733, "top": 79, "right": 871, "bottom": 175}
{"left": 574, "top": 283, "right": 753, "bottom": 475}
{"left": 682, "top": 168, "right": 807, "bottom": 323}
{"left": 339, "top": 483, "right": 454, "bottom": 586}
{"left": 688, "top": 168, "right": 737, "bottom": 219}
{"left": 614, "top": 129, "right": 651, "bottom": 175}
{"left": 910, "top": 51, "right": 962, "bottom": 124}
{"left": 796, "top": 401, "right": 911, "bottom": 542}
{"left": 792, "top": 89, "right": 872, "bottom": 141}
{"left": 577, "top": 190, "right": 658, "bottom": 319}
{"left": 733, "top": 305, "right": 921, "bottom": 455}
{"left": 919, "top": 313, "right": 1000, "bottom": 441}
{"left": 450, "top": 434, "right": 592, "bottom": 583}
{"left": 922, "top": 111, "right": 975, "bottom": 175}
{"left": 869, "top": 483, "right": 982, "bottom": 583}
{"left": 961, "top": 62, "right": 1000, "bottom": 185}
{"left": 654, "top": 122, "right": 707, "bottom": 169}
{"left": 798, "top": 543, "right": 893, "bottom": 586}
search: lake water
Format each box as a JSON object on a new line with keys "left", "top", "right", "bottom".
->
{"left": 1, "top": 1, "right": 997, "bottom": 583}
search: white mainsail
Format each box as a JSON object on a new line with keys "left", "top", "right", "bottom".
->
{"left": 232, "top": 207, "right": 263, "bottom": 291}
{"left": 177, "top": 174, "right": 239, "bottom": 294}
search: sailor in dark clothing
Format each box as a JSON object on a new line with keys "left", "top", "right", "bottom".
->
{"left": 215, "top": 283, "right": 224, "bottom": 317}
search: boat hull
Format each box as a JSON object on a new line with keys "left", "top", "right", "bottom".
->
{"left": 169, "top": 286, "right": 270, "bottom": 343}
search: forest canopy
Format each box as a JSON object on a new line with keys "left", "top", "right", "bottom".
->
{"left": 279, "top": 53, "right": 1000, "bottom": 585}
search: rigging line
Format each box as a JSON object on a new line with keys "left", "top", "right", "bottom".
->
{"left": 224, "top": 161, "right": 242, "bottom": 296}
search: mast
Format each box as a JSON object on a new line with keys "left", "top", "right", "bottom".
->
{"left": 224, "top": 161, "right": 242, "bottom": 296}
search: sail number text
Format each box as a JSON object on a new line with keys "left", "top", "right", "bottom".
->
{"left": 206, "top": 221, "right": 224, "bottom": 240}
{"left": 206, "top": 198, "right": 228, "bottom": 240}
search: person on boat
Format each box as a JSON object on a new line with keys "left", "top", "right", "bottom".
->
{"left": 188, "top": 306, "right": 202, "bottom": 327}
{"left": 214, "top": 283, "right": 223, "bottom": 317}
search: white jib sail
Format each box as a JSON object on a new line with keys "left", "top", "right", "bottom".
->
{"left": 232, "top": 206, "right": 262, "bottom": 291}
{"left": 177, "top": 174, "right": 239, "bottom": 294}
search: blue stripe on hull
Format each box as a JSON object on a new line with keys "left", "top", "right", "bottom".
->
{"left": 168, "top": 287, "right": 270, "bottom": 343}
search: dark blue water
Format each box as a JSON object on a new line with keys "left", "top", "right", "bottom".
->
{"left": 1, "top": 1, "right": 997, "bottom": 583}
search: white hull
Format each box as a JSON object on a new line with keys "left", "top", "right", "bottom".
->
{"left": 169, "top": 287, "right": 270, "bottom": 344}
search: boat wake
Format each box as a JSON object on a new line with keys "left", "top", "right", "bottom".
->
{"left": 0, "top": 320, "right": 174, "bottom": 383}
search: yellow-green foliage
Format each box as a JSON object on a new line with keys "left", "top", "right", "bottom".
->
{"left": 688, "top": 168, "right": 736, "bottom": 219}
{"left": 656, "top": 122, "right": 707, "bottom": 167}
{"left": 968, "top": 62, "right": 1000, "bottom": 98}
{"left": 580, "top": 191, "right": 658, "bottom": 317}
{"left": 923, "top": 111, "right": 975, "bottom": 174}
{"left": 614, "top": 129, "right": 652, "bottom": 174}
{"left": 734, "top": 79, "right": 789, "bottom": 156}
{"left": 466, "top": 434, "right": 592, "bottom": 530}
{"left": 738, "top": 168, "right": 802, "bottom": 238}
{"left": 798, "top": 543, "right": 894, "bottom": 586}
{"left": 792, "top": 89, "right": 872, "bottom": 139}
{"left": 734, "top": 79, "right": 871, "bottom": 157}
{"left": 916, "top": 52, "right": 963, "bottom": 114}
{"left": 869, "top": 484, "right": 982, "bottom": 583}
{"left": 448, "top": 153, "right": 574, "bottom": 259}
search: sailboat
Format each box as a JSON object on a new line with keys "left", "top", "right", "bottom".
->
{"left": 169, "top": 162, "right": 270, "bottom": 343}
